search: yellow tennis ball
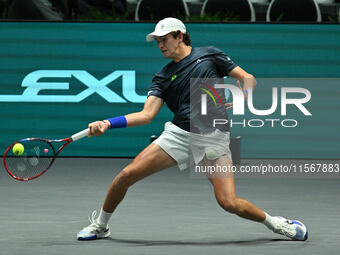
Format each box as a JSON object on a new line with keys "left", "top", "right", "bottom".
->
{"left": 13, "top": 143, "right": 24, "bottom": 156}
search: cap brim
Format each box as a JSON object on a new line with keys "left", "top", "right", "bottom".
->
{"left": 146, "top": 30, "right": 172, "bottom": 42}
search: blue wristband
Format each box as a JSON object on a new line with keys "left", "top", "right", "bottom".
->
{"left": 107, "top": 116, "right": 127, "bottom": 129}
{"left": 244, "top": 89, "right": 248, "bottom": 97}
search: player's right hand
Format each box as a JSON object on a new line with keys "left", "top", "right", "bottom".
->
{"left": 88, "top": 120, "right": 110, "bottom": 137}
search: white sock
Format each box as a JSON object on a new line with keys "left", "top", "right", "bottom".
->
{"left": 262, "top": 212, "right": 277, "bottom": 230}
{"left": 96, "top": 208, "right": 112, "bottom": 227}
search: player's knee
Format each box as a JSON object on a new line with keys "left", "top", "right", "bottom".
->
{"left": 117, "top": 158, "right": 151, "bottom": 187}
{"left": 216, "top": 195, "right": 238, "bottom": 214}
{"left": 116, "top": 169, "right": 137, "bottom": 188}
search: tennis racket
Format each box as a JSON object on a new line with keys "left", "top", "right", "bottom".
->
{"left": 3, "top": 128, "right": 89, "bottom": 181}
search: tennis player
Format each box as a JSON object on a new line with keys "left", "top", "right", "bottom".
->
{"left": 77, "top": 17, "right": 308, "bottom": 241}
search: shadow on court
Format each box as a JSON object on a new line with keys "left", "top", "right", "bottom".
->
{"left": 108, "top": 237, "right": 289, "bottom": 246}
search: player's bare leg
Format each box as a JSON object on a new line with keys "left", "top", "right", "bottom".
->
{"left": 102, "top": 143, "right": 177, "bottom": 213}
{"left": 77, "top": 143, "right": 176, "bottom": 240}
{"left": 205, "top": 155, "right": 265, "bottom": 222}
{"left": 205, "top": 155, "right": 308, "bottom": 240}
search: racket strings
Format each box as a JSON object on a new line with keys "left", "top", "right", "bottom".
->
{"left": 5, "top": 140, "right": 54, "bottom": 180}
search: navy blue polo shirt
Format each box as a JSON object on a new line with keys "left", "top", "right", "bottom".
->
{"left": 148, "top": 46, "right": 237, "bottom": 132}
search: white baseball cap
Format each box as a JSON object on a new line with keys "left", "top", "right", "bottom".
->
{"left": 146, "top": 17, "right": 186, "bottom": 42}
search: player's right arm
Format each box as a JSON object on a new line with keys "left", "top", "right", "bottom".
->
{"left": 125, "top": 95, "right": 163, "bottom": 127}
{"left": 88, "top": 96, "right": 163, "bottom": 137}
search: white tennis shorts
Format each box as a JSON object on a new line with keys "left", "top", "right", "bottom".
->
{"left": 153, "top": 122, "right": 232, "bottom": 170}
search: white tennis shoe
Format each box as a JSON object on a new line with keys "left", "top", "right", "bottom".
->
{"left": 270, "top": 216, "right": 308, "bottom": 241}
{"left": 77, "top": 211, "right": 111, "bottom": 240}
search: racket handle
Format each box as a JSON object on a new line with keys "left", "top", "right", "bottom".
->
{"left": 71, "top": 128, "right": 89, "bottom": 142}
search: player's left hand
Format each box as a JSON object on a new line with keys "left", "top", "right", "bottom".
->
{"left": 236, "top": 80, "right": 247, "bottom": 101}
{"left": 225, "top": 80, "right": 247, "bottom": 110}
